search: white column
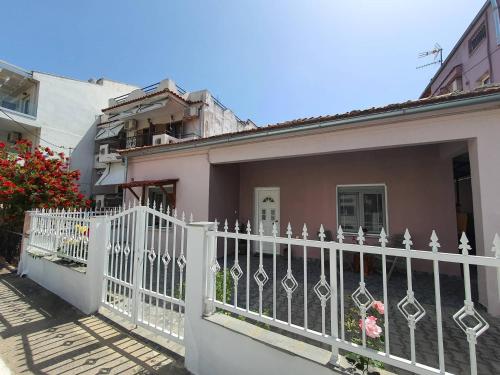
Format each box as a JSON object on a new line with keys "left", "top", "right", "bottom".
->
{"left": 85, "top": 216, "right": 109, "bottom": 314}
{"left": 184, "top": 222, "right": 214, "bottom": 375}
{"left": 469, "top": 137, "right": 500, "bottom": 315}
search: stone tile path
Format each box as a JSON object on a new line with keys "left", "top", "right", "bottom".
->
{"left": 222, "top": 253, "right": 500, "bottom": 375}
{"left": 0, "top": 266, "right": 188, "bottom": 375}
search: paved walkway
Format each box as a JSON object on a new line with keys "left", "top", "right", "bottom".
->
{"left": 0, "top": 266, "right": 188, "bottom": 375}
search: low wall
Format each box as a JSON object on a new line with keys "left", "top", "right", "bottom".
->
{"left": 18, "top": 216, "right": 107, "bottom": 315}
{"left": 186, "top": 314, "right": 342, "bottom": 375}
{"left": 20, "top": 254, "right": 96, "bottom": 314}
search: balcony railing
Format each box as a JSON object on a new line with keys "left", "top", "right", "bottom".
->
{"left": 126, "top": 131, "right": 200, "bottom": 149}
{"left": 113, "top": 82, "right": 187, "bottom": 104}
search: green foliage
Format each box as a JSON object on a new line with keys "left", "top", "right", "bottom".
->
{"left": 216, "top": 268, "right": 233, "bottom": 302}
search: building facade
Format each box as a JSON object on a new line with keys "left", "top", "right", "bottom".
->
{"left": 119, "top": 85, "right": 500, "bottom": 315}
{"left": 92, "top": 78, "right": 255, "bottom": 209}
{"left": 421, "top": 0, "right": 500, "bottom": 97}
{"left": 0, "top": 59, "right": 137, "bottom": 196}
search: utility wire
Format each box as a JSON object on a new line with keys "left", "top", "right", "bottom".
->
{"left": 0, "top": 107, "right": 72, "bottom": 150}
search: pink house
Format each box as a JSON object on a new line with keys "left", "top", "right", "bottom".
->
{"left": 120, "top": 85, "right": 500, "bottom": 315}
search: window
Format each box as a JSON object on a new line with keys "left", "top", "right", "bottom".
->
{"left": 479, "top": 73, "right": 490, "bottom": 86}
{"left": 469, "top": 23, "right": 486, "bottom": 54}
{"left": 337, "top": 185, "right": 387, "bottom": 235}
{"left": 147, "top": 184, "right": 176, "bottom": 226}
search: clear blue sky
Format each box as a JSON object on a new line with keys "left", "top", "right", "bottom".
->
{"left": 1, "top": 0, "right": 485, "bottom": 125}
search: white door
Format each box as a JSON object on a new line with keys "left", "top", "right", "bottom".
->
{"left": 255, "top": 188, "right": 280, "bottom": 254}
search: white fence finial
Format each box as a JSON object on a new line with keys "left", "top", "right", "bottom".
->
{"left": 246, "top": 220, "right": 251, "bottom": 234}
{"left": 224, "top": 219, "right": 229, "bottom": 232}
{"left": 258, "top": 221, "right": 264, "bottom": 236}
{"left": 379, "top": 227, "right": 388, "bottom": 247}
{"left": 429, "top": 230, "right": 440, "bottom": 253}
{"left": 459, "top": 232, "right": 471, "bottom": 255}
{"left": 286, "top": 223, "right": 292, "bottom": 238}
{"left": 166, "top": 205, "right": 171, "bottom": 215}
{"left": 302, "top": 224, "right": 308, "bottom": 239}
{"left": 356, "top": 227, "right": 365, "bottom": 245}
{"left": 337, "top": 225, "right": 344, "bottom": 243}
{"left": 190, "top": 213, "right": 194, "bottom": 223}
{"left": 235, "top": 219, "right": 240, "bottom": 233}
{"left": 492, "top": 234, "right": 500, "bottom": 258}
{"left": 272, "top": 221, "right": 278, "bottom": 237}
{"left": 403, "top": 229, "right": 413, "bottom": 250}
{"left": 319, "top": 224, "right": 325, "bottom": 241}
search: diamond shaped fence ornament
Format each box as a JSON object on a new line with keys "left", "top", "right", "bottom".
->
{"left": 106, "top": 242, "right": 112, "bottom": 252}
{"left": 254, "top": 266, "right": 269, "bottom": 290}
{"left": 281, "top": 272, "right": 298, "bottom": 296}
{"left": 82, "top": 236, "right": 89, "bottom": 245}
{"left": 148, "top": 250, "right": 156, "bottom": 263}
{"left": 352, "top": 282, "right": 375, "bottom": 310}
{"left": 230, "top": 263, "right": 243, "bottom": 282}
{"left": 114, "top": 243, "right": 121, "bottom": 254}
{"left": 453, "top": 301, "right": 489, "bottom": 343}
{"left": 177, "top": 254, "right": 187, "bottom": 271}
{"left": 397, "top": 291, "right": 426, "bottom": 326}
{"left": 123, "top": 244, "right": 131, "bottom": 256}
{"left": 210, "top": 259, "right": 221, "bottom": 274}
{"left": 162, "top": 252, "right": 171, "bottom": 266}
{"left": 314, "top": 277, "right": 332, "bottom": 307}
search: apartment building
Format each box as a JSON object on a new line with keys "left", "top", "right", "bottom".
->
{"left": 0, "top": 59, "right": 137, "bottom": 196}
{"left": 93, "top": 78, "right": 255, "bottom": 208}
{"left": 421, "top": 0, "right": 500, "bottom": 97}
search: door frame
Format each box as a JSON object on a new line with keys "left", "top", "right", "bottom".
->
{"left": 253, "top": 187, "right": 281, "bottom": 237}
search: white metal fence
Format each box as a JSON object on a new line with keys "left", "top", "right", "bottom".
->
{"left": 206, "top": 220, "right": 500, "bottom": 375}
{"left": 28, "top": 209, "right": 92, "bottom": 264}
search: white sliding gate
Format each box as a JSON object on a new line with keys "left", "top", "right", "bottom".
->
{"left": 101, "top": 204, "right": 189, "bottom": 343}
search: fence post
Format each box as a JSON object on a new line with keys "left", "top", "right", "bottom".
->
{"left": 184, "top": 221, "right": 214, "bottom": 375}
{"left": 86, "top": 216, "right": 110, "bottom": 314}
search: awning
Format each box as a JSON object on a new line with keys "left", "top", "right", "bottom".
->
{"left": 119, "top": 179, "right": 178, "bottom": 202}
{"left": 95, "top": 123, "right": 124, "bottom": 140}
{"left": 95, "top": 164, "right": 126, "bottom": 186}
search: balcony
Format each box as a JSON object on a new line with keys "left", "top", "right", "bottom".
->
{"left": 125, "top": 129, "right": 200, "bottom": 149}
{"left": 0, "top": 62, "right": 38, "bottom": 117}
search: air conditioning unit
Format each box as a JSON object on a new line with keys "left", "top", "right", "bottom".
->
{"left": 99, "top": 144, "right": 109, "bottom": 155}
{"left": 124, "top": 119, "right": 137, "bottom": 131}
{"left": 152, "top": 134, "right": 178, "bottom": 145}
{"left": 184, "top": 106, "right": 199, "bottom": 119}
{"left": 7, "top": 132, "right": 21, "bottom": 143}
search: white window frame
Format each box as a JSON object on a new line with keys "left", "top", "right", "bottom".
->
{"left": 336, "top": 184, "right": 389, "bottom": 236}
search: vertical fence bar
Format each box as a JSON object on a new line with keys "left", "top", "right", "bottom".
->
{"left": 337, "top": 227, "right": 345, "bottom": 341}
{"left": 327, "top": 225, "right": 339, "bottom": 363}
{"left": 223, "top": 220, "right": 228, "bottom": 305}
{"left": 302, "top": 224, "right": 308, "bottom": 331}
{"left": 272, "top": 222, "right": 277, "bottom": 321}
{"left": 380, "top": 228, "right": 390, "bottom": 355}
{"left": 246, "top": 221, "right": 251, "bottom": 313}
{"left": 430, "top": 231, "right": 445, "bottom": 374}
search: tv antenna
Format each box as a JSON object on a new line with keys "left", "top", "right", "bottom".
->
{"left": 416, "top": 43, "right": 443, "bottom": 69}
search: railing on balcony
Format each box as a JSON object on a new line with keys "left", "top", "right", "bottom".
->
{"left": 126, "top": 131, "right": 201, "bottom": 149}
{"left": 113, "top": 82, "right": 187, "bottom": 104}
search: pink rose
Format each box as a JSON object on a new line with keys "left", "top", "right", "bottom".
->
{"left": 359, "top": 316, "right": 382, "bottom": 339}
{"left": 372, "top": 300, "right": 385, "bottom": 315}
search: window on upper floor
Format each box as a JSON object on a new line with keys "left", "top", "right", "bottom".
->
{"left": 478, "top": 73, "right": 491, "bottom": 86}
{"left": 468, "top": 23, "right": 487, "bottom": 55}
{"left": 337, "top": 185, "right": 387, "bottom": 235}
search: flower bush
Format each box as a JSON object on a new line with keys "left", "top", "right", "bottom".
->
{"left": 0, "top": 139, "right": 90, "bottom": 261}
{"left": 346, "top": 300, "right": 385, "bottom": 374}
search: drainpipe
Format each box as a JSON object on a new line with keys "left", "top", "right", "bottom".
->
{"left": 485, "top": 12, "right": 495, "bottom": 82}
{"left": 491, "top": 0, "right": 500, "bottom": 46}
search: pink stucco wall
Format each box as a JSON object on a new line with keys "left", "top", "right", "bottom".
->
{"left": 126, "top": 153, "right": 211, "bottom": 221}
{"left": 236, "top": 144, "right": 459, "bottom": 273}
